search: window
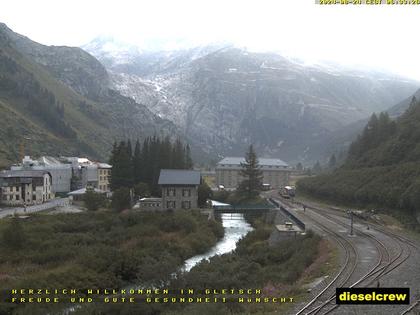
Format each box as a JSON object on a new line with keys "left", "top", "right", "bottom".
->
{"left": 16, "top": 195, "right": 20, "bottom": 200}
{"left": 166, "top": 188, "right": 176, "bottom": 196}
{"left": 32, "top": 195, "right": 36, "bottom": 201}
{"left": 166, "top": 201, "right": 176, "bottom": 209}
{"left": 182, "top": 201, "right": 191, "bottom": 209}
{"left": 182, "top": 189, "right": 191, "bottom": 197}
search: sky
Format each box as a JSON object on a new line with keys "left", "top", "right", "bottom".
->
{"left": 2, "top": 0, "right": 420, "bottom": 80}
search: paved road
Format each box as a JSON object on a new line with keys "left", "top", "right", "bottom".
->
{"left": 0, "top": 198, "right": 70, "bottom": 219}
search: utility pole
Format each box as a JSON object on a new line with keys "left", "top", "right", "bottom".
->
{"left": 349, "top": 210, "right": 354, "bottom": 236}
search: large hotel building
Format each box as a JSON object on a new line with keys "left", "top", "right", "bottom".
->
{"left": 216, "top": 157, "right": 291, "bottom": 190}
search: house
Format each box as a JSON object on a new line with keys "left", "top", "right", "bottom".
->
{"left": 158, "top": 169, "right": 201, "bottom": 210}
{"left": 0, "top": 170, "right": 53, "bottom": 206}
{"left": 216, "top": 157, "right": 291, "bottom": 190}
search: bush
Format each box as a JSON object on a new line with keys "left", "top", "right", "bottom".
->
{"left": 133, "top": 182, "right": 150, "bottom": 198}
{"left": 111, "top": 187, "right": 132, "bottom": 211}
{"left": 2, "top": 217, "right": 25, "bottom": 250}
{"left": 83, "top": 189, "right": 106, "bottom": 211}
{"left": 198, "top": 182, "right": 213, "bottom": 207}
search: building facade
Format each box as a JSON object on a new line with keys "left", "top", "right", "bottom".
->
{"left": 138, "top": 197, "right": 162, "bottom": 211}
{"left": 97, "top": 163, "right": 111, "bottom": 192}
{"left": 216, "top": 157, "right": 290, "bottom": 190}
{"left": 11, "top": 156, "right": 72, "bottom": 193}
{"left": 10, "top": 156, "right": 112, "bottom": 193}
{"left": 158, "top": 169, "right": 200, "bottom": 210}
{"left": 0, "top": 170, "right": 53, "bottom": 206}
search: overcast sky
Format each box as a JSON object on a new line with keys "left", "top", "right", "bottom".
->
{"left": 2, "top": 0, "right": 420, "bottom": 80}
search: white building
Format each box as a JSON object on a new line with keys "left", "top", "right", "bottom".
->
{"left": 10, "top": 156, "right": 111, "bottom": 194}
{"left": 11, "top": 156, "right": 72, "bottom": 193}
{"left": 0, "top": 170, "right": 53, "bottom": 206}
{"left": 216, "top": 157, "right": 291, "bottom": 189}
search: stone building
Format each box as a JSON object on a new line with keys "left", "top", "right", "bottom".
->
{"left": 0, "top": 170, "right": 53, "bottom": 206}
{"left": 158, "top": 169, "right": 201, "bottom": 210}
{"left": 216, "top": 157, "right": 290, "bottom": 190}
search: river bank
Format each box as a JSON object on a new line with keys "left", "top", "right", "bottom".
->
{"left": 0, "top": 210, "right": 224, "bottom": 315}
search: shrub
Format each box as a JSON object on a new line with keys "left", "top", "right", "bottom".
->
{"left": 111, "top": 187, "right": 132, "bottom": 211}
{"left": 83, "top": 189, "right": 106, "bottom": 211}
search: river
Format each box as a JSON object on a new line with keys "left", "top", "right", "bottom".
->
{"left": 62, "top": 212, "right": 252, "bottom": 314}
{"left": 182, "top": 213, "right": 253, "bottom": 272}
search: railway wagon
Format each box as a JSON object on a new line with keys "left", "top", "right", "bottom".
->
{"left": 279, "top": 186, "right": 295, "bottom": 199}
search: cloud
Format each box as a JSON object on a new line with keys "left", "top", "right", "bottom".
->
{"left": 2, "top": 0, "right": 420, "bottom": 80}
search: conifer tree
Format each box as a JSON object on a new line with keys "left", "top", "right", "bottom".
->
{"left": 133, "top": 139, "right": 142, "bottom": 184}
{"left": 237, "top": 145, "right": 263, "bottom": 198}
{"left": 110, "top": 141, "right": 134, "bottom": 190}
{"left": 185, "top": 144, "right": 193, "bottom": 169}
{"left": 328, "top": 154, "right": 337, "bottom": 169}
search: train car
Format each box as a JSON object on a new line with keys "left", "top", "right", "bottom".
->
{"left": 262, "top": 183, "right": 271, "bottom": 191}
{"left": 279, "top": 186, "right": 295, "bottom": 199}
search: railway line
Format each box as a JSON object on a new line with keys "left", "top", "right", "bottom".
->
{"left": 272, "top": 197, "right": 419, "bottom": 315}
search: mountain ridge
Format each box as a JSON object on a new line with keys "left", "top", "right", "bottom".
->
{"left": 0, "top": 23, "right": 179, "bottom": 167}
{"left": 84, "top": 38, "right": 419, "bottom": 164}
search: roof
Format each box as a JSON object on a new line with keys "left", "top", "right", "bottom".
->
{"left": 217, "top": 157, "right": 288, "bottom": 167}
{"left": 0, "top": 170, "right": 50, "bottom": 178}
{"left": 67, "top": 188, "right": 105, "bottom": 195}
{"left": 210, "top": 200, "right": 231, "bottom": 206}
{"left": 158, "top": 169, "right": 201, "bottom": 185}
{"left": 96, "top": 163, "right": 112, "bottom": 169}
{"left": 139, "top": 197, "right": 162, "bottom": 202}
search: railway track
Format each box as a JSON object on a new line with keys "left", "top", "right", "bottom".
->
{"left": 275, "top": 198, "right": 414, "bottom": 315}
{"left": 305, "top": 206, "right": 408, "bottom": 314}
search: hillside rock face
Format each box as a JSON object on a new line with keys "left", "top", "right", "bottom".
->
{"left": 0, "top": 24, "right": 179, "bottom": 165}
{"left": 85, "top": 39, "right": 419, "bottom": 163}
{"left": 0, "top": 23, "right": 109, "bottom": 99}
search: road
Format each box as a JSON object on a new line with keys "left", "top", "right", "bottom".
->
{"left": 265, "top": 191, "right": 420, "bottom": 315}
{"left": 0, "top": 198, "right": 70, "bottom": 219}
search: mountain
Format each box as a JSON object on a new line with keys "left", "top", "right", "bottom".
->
{"left": 0, "top": 23, "right": 178, "bottom": 167}
{"left": 298, "top": 98, "right": 420, "bottom": 223}
{"left": 84, "top": 39, "right": 419, "bottom": 164}
{"left": 388, "top": 88, "right": 420, "bottom": 118}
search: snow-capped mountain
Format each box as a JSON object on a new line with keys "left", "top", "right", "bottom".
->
{"left": 83, "top": 39, "right": 419, "bottom": 164}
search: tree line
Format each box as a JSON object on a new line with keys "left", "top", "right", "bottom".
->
{"left": 109, "top": 136, "right": 193, "bottom": 196}
{"left": 298, "top": 98, "right": 420, "bottom": 230}
{"left": 0, "top": 51, "right": 76, "bottom": 139}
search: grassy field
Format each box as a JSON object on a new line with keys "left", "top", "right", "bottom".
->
{"left": 0, "top": 210, "right": 224, "bottom": 315}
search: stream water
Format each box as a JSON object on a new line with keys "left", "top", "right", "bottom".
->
{"left": 62, "top": 212, "right": 252, "bottom": 314}
{"left": 182, "top": 213, "right": 253, "bottom": 272}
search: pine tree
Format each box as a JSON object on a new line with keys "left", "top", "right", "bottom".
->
{"left": 110, "top": 141, "right": 134, "bottom": 190}
{"left": 237, "top": 145, "right": 263, "bottom": 198}
{"left": 185, "top": 144, "right": 193, "bottom": 169}
{"left": 328, "top": 154, "right": 337, "bottom": 169}
{"left": 172, "top": 138, "right": 185, "bottom": 169}
{"left": 133, "top": 139, "right": 142, "bottom": 184}
{"left": 312, "top": 161, "right": 322, "bottom": 174}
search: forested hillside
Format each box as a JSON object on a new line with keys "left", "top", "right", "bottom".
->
{"left": 0, "top": 23, "right": 178, "bottom": 168}
{"left": 298, "top": 97, "right": 420, "bottom": 225}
